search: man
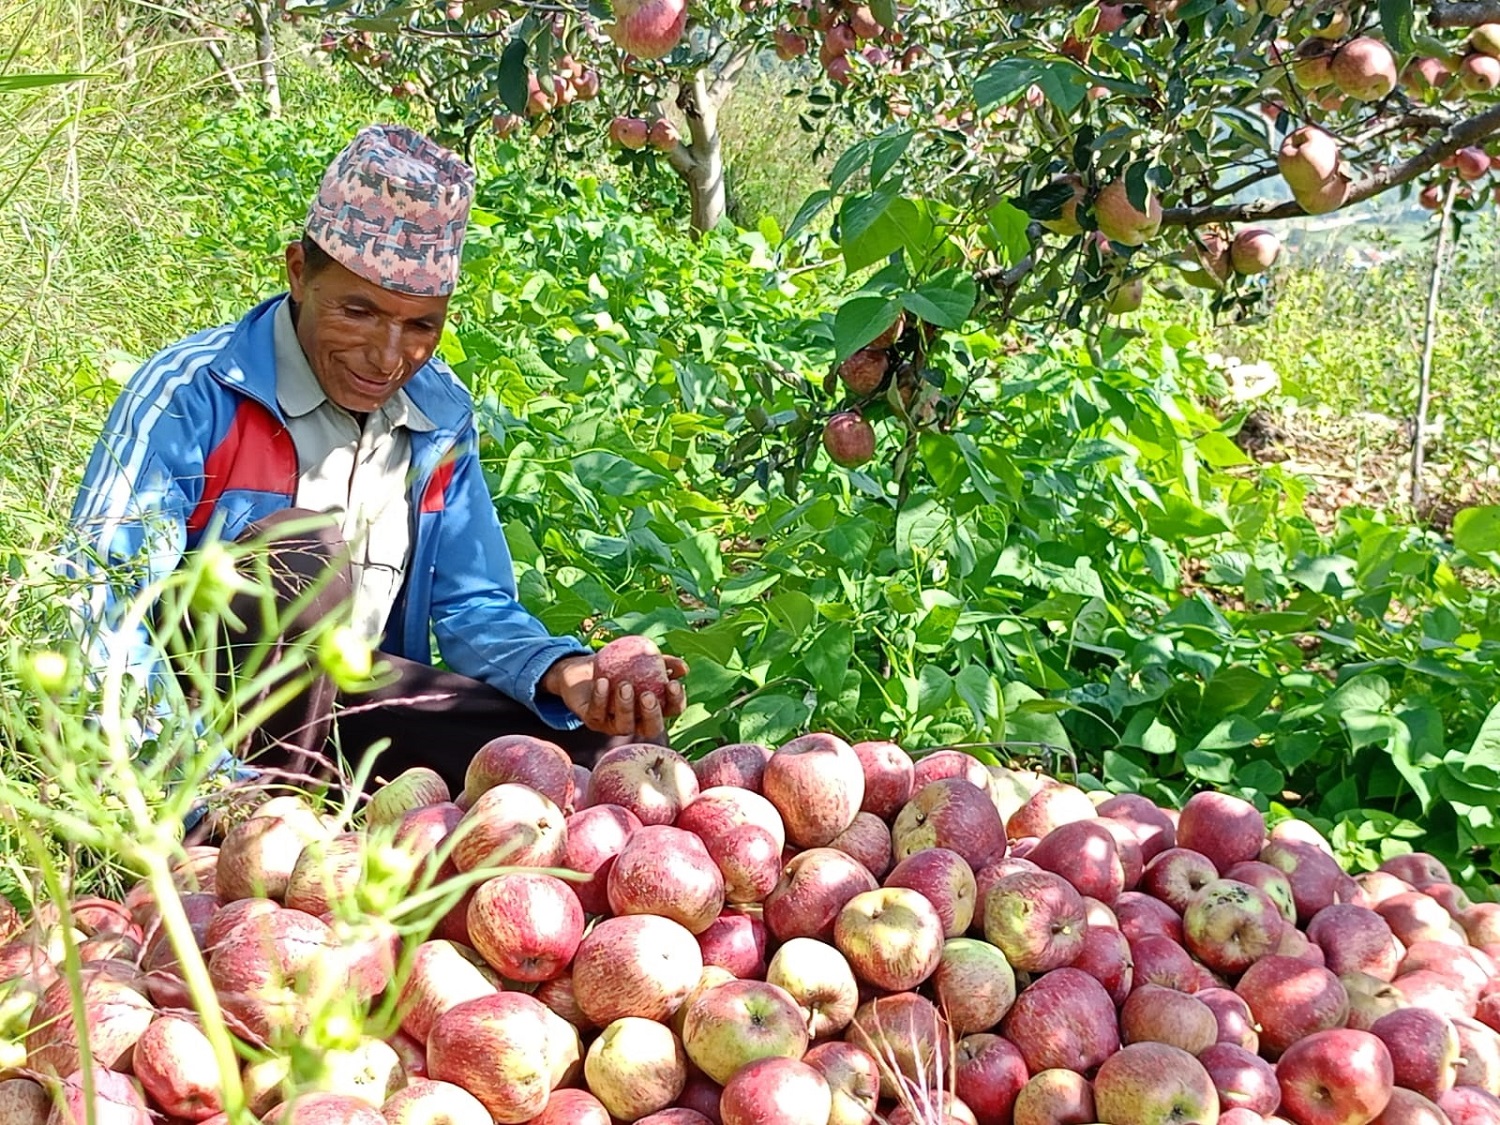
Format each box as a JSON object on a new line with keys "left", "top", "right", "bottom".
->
{"left": 68, "top": 123, "right": 686, "bottom": 792}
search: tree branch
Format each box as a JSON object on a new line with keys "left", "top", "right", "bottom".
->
{"left": 1411, "top": 178, "right": 1458, "bottom": 510}
{"left": 1428, "top": 0, "right": 1500, "bottom": 27}
{"left": 706, "top": 40, "right": 754, "bottom": 106}
{"left": 1162, "top": 102, "right": 1500, "bottom": 227}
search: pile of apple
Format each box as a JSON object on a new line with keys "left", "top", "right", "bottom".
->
{"left": 6, "top": 732, "right": 1500, "bottom": 1125}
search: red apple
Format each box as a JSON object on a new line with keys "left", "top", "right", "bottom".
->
{"left": 450, "top": 783, "right": 566, "bottom": 872}
{"left": 397, "top": 940, "right": 498, "bottom": 1046}
{"left": 1277, "top": 1029, "right": 1395, "bottom": 1125}
{"left": 1178, "top": 792, "right": 1267, "bottom": 874}
{"left": 1380, "top": 855, "right": 1451, "bottom": 891}
{"left": 1461, "top": 905, "right": 1500, "bottom": 948}
{"left": 805, "top": 1041, "right": 881, "bottom": 1125}
{"left": 697, "top": 909, "right": 769, "bottom": 979}
{"left": 762, "top": 733, "right": 865, "bottom": 848}
{"left": 766, "top": 937, "right": 859, "bottom": 1039}
{"left": 1199, "top": 986, "right": 1260, "bottom": 1051}
{"left": 1121, "top": 984, "right": 1218, "bottom": 1054}
{"left": 1237, "top": 955, "right": 1350, "bottom": 1058}
{"left": 954, "top": 1033, "right": 1029, "bottom": 1125}
{"left": 514, "top": 1088, "right": 609, "bottom": 1124}
{"left": 1094, "top": 1042, "right": 1218, "bottom": 1125}
{"left": 682, "top": 979, "right": 809, "bottom": 1085}
{"left": 835, "top": 887, "right": 944, "bottom": 991}
{"left": 1129, "top": 934, "right": 1199, "bottom": 992}
{"left": 205, "top": 908, "right": 343, "bottom": 1040}
{"left": 1359, "top": 872, "right": 1417, "bottom": 907}
{"left": 1345, "top": 970, "right": 1410, "bottom": 1031}
{"left": 1397, "top": 972, "right": 1475, "bottom": 1020}
{"left": 884, "top": 848, "right": 977, "bottom": 937}
{"left": 1307, "top": 905, "right": 1403, "bottom": 985}
{"left": 1029, "top": 820, "right": 1126, "bottom": 904}
{"left": 45, "top": 1066, "right": 150, "bottom": 1125}
{"left": 1074, "top": 922, "right": 1135, "bottom": 1004}
{"left": 1202, "top": 1042, "right": 1281, "bottom": 1114}
{"left": 563, "top": 803, "right": 641, "bottom": 915}
{"left": 608, "top": 824, "right": 725, "bottom": 934}
{"left": 367, "top": 767, "right": 450, "bottom": 828}
{"left": 933, "top": 937, "right": 1018, "bottom": 1035}
{"left": 1378, "top": 894, "right": 1466, "bottom": 948}
{"left": 1098, "top": 794, "right": 1177, "bottom": 862}
{"left": 1371, "top": 1007, "right": 1461, "bottom": 1100}
{"left": 677, "top": 786, "right": 787, "bottom": 853}
{"left": 1453, "top": 1016, "right": 1500, "bottom": 1094}
{"left": 570, "top": 914, "right": 703, "bottom": 1026}
{"left": 692, "top": 742, "right": 773, "bottom": 793}
{"left": 912, "top": 749, "right": 992, "bottom": 792}
{"left": 462, "top": 734, "right": 574, "bottom": 809}
{"left": 1375, "top": 1089, "right": 1453, "bottom": 1125}
{"left": 829, "top": 812, "right": 893, "bottom": 878}
{"left": 1226, "top": 861, "right": 1300, "bottom": 925}
{"left": 1013, "top": 1069, "right": 1095, "bottom": 1125}
{"left": 593, "top": 635, "right": 670, "bottom": 700}
{"left": 700, "top": 823, "right": 782, "bottom": 906}
{"left": 132, "top": 1016, "right": 223, "bottom": 1120}
{"left": 852, "top": 740, "right": 915, "bottom": 819}
{"left": 1007, "top": 783, "right": 1097, "bottom": 840}
{"left": 584, "top": 1016, "right": 686, "bottom": 1121}
{"left": 984, "top": 870, "right": 1086, "bottom": 971}
{"left": 1441, "top": 1088, "right": 1500, "bottom": 1125}
{"left": 381, "top": 1079, "right": 503, "bottom": 1125}
{"left": 216, "top": 803, "right": 328, "bottom": 903}
{"left": 1261, "top": 838, "right": 1359, "bottom": 925}
{"left": 588, "top": 743, "right": 700, "bottom": 826}
{"left": 720, "top": 1058, "right": 832, "bottom": 1125}
{"left": 894, "top": 778, "right": 1008, "bottom": 870}
{"left": 846, "top": 992, "right": 950, "bottom": 1099}
{"left": 426, "top": 992, "right": 554, "bottom": 1122}
{"left": 1001, "top": 968, "right": 1121, "bottom": 1074}
{"left": 1142, "top": 849, "right": 1219, "bottom": 913}
{"left": 465, "top": 871, "right": 583, "bottom": 983}
{"left": 764, "top": 848, "right": 879, "bottom": 943}
{"left": 1115, "top": 891, "right": 1185, "bottom": 945}
{"left": 1184, "top": 878, "right": 1286, "bottom": 974}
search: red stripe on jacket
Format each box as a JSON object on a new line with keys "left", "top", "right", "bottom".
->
{"left": 186, "top": 401, "right": 299, "bottom": 534}
{"left": 421, "top": 457, "right": 455, "bottom": 513}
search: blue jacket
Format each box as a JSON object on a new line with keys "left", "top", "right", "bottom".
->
{"left": 68, "top": 294, "right": 588, "bottom": 727}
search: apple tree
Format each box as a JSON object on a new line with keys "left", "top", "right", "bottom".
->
{"left": 305, "top": 0, "right": 1499, "bottom": 489}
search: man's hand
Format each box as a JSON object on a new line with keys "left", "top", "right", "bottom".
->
{"left": 542, "top": 649, "right": 689, "bottom": 741}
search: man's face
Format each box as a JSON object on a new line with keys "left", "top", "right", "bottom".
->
{"left": 285, "top": 241, "right": 452, "bottom": 413}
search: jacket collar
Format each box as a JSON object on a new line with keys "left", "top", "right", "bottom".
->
{"left": 207, "top": 293, "right": 472, "bottom": 435}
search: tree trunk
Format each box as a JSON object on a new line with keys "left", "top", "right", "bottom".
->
{"left": 205, "top": 38, "right": 249, "bottom": 100}
{"left": 663, "top": 45, "right": 752, "bottom": 236}
{"left": 1410, "top": 178, "right": 1458, "bottom": 511}
{"left": 246, "top": 0, "right": 281, "bottom": 118}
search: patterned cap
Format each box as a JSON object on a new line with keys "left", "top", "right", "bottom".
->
{"left": 304, "top": 124, "right": 475, "bottom": 297}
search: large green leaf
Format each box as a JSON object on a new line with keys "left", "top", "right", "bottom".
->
{"left": 1454, "top": 506, "right": 1500, "bottom": 558}
{"left": 975, "top": 57, "right": 1090, "bottom": 113}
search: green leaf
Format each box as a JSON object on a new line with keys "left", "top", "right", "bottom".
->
{"left": 1288, "top": 554, "right": 1358, "bottom": 596}
{"left": 784, "top": 190, "right": 832, "bottom": 244}
{"left": 1464, "top": 700, "right": 1500, "bottom": 776}
{"left": 738, "top": 694, "right": 812, "bottom": 745}
{"left": 1185, "top": 750, "right": 1235, "bottom": 785}
{"left": 830, "top": 137, "right": 881, "bottom": 194}
{"left": 1141, "top": 717, "right": 1178, "bottom": 757}
{"left": 833, "top": 294, "right": 904, "bottom": 362}
{"left": 803, "top": 623, "right": 855, "bottom": 698}
{"left": 975, "top": 57, "right": 1089, "bottom": 114}
{"left": 1002, "top": 681, "right": 1072, "bottom": 752}
{"left": 1379, "top": 0, "right": 1415, "bottom": 53}
{"left": 902, "top": 270, "right": 977, "bottom": 330}
{"left": 917, "top": 665, "right": 954, "bottom": 718}
{"left": 870, "top": 131, "right": 914, "bottom": 189}
{"left": 1454, "top": 506, "right": 1500, "bottom": 557}
{"left": 955, "top": 665, "right": 1001, "bottom": 733}
{"left": 842, "top": 195, "right": 932, "bottom": 273}
{"left": 497, "top": 38, "right": 531, "bottom": 115}
{"left": 983, "top": 202, "right": 1032, "bottom": 268}
{"left": 870, "top": 0, "right": 899, "bottom": 32}
{"left": 1195, "top": 716, "right": 1259, "bottom": 750}
{"left": 0, "top": 73, "right": 97, "bottom": 92}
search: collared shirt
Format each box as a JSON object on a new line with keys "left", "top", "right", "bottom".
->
{"left": 271, "top": 297, "right": 435, "bottom": 642}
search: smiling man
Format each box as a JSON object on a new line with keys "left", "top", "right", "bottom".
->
{"left": 68, "top": 124, "right": 685, "bottom": 791}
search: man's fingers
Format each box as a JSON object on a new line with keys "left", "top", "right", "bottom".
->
{"left": 663, "top": 680, "right": 687, "bottom": 718}
{"left": 612, "top": 681, "right": 636, "bottom": 735}
{"left": 664, "top": 656, "right": 690, "bottom": 680}
{"left": 637, "top": 690, "right": 665, "bottom": 739}
{"left": 586, "top": 675, "right": 613, "bottom": 728}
